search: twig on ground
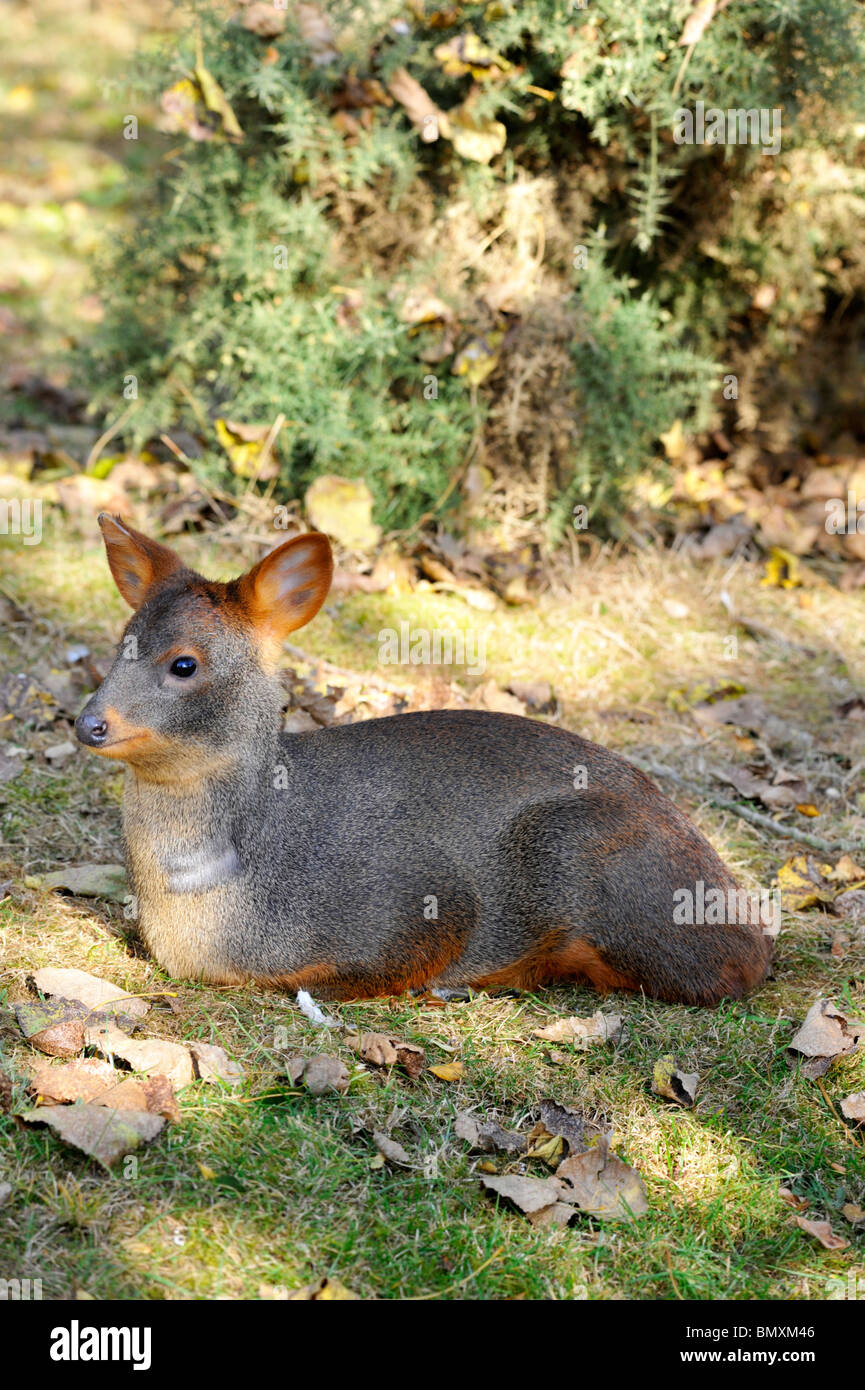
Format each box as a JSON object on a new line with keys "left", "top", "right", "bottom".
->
{"left": 630, "top": 756, "right": 852, "bottom": 855}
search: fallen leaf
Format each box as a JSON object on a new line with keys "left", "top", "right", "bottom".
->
{"left": 194, "top": 59, "right": 243, "bottom": 141}
{"left": 31, "top": 1064, "right": 178, "bottom": 1121}
{"left": 842, "top": 1203, "right": 865, "bottom": 1225}
{"left": 85, "top": 1021, "right": 195, "bottom": 1089}
{"left": 525, "top": 1123, "right": 565, "bottom": 1167}
{"left": 793, "top": 1215, "right": 849, "bottom": 1251}
{"left": 679, "top": 0, "right": 716, "bottom": 47}
{"left": 525, "top": 1202, "right": 575, "bottom": 1229}
{"left": 715, "top": 765, "right": 805, "bottom": 812}
{"left": 19, "top": 1104, "right": 165, "bottom": 1169}
{"left": 452, "top": 331, "right": 503, "bottom": 385}
{"left": 434, "top": 33, "right": 513, "bottom": 80}
{"left": 448, "top": 104, "right": 507, "bottom": 164}
{"left": 189, "top": 1042, "right": 245, "bottom": 1086}
{"left": 296, "top": 3, "right": 339, "bottom": 66}
{"left": 556, "top": 1138, "right": 649, "bottom": 1222}
{"left": 287, "top": 1276, "right": 359, "bottom": 1300}
{"left": 387, "top": 67, "right": 450, "bottom": 139}
{"left": 302, "top": 1054, "right": 350, "bottom": 1095}
{"left": 777, "top": 856, "right": 836, "bottom": 912}
{"left": 778, "top": 1186, "right": 809, "bottom": 1211}
{"left": 373, "top": 1131, "right": 411, "bottom": 1166}
{"left": 840, "top": 1092, "right": 865, "bottom": 1124}
{"left": 538, "top": 1100, "right": 600, "bottom": 1154}
{"left": 481, "top": 1173, "right": 564, "bottom": 1215}
{"left": 39, "top": 864, "right": 128, "bottom": 902}
{"left": 659, "top": 419, "right": 686, "bottom": 461}
{"left": 31, "top": 967, "right": 149, "bottom": 1021}
{"left": 15, "top": 999, "right": 86, "bottom": 1058}
{"left": 533, "top": 1011, "right": 622, "bottom": 1048}
{"left": 454, "top": 1111, "right": 525, "bottom": 1154}
{"left": 345, "top": 1032, "right": 398, "bottom": 1067}
{"left": 651, "top": 1056, "right": 699, "bottom": 1108}
{"left": 828, "top": 854, "right": 865, "bottom": 883}
{"left": 241, "top": 3, "right": 286, "bottom": 38}
{"left": 305, "top": 475, "right": 381, "bottom": 551}
{"left": 215, "top": 419, "right": 280, "bottom": 480}
{"left": 788, "top": 999, "right": 865, "bottom": 1079}
{"left": 428, "top": 1060, "right": 463, "bottom": 1081}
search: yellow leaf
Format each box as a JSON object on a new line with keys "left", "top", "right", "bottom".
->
{"left": 428, "top": 1060, "right": 464, "bottom": 1081}
{"left": 196, "top": 1161, "right": 216, "bottom": 1180}
{"left": 659, "top": 419, "right": 685, "bottom": 461}
{"left": 448, "top": 106, "right": 507, "bottom": 164}
{"left": 795, "top": 804, "right": 820, "bottom": 818}
{"left": 434, "top": 32, "right": 513, "bottom": 80}
{"left": 761, "top": 547, "right": 801, "bottom": 589}
{"left": 215, "top": 418, "right": 279, "bottom": 479}
{"left": 453, "top": 331, "right": 503, "bottom": 384}
{"left": 777, "top": 855, "right": 835, "bottom": 912}
{"left": 194, "top": 60, "right": 244, "bottom": 141}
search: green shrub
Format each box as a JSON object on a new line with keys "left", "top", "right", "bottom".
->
{"left": 81, "top": 0, "right": 865, "bottom": 534}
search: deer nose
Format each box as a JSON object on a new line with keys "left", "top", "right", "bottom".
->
{"left": 75, "top": 709, "right": 109, "bottom": 746}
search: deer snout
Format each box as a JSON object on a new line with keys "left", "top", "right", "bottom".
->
{"left": 75, "top": 701, "right": 109, "bottom": 747}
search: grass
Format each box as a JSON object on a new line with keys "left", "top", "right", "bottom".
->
{"left": 1, "top": 508, "right": 864, "bottom": 1301}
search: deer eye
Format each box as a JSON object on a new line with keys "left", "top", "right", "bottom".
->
{"left": 170, "top": 656, "right": 198, "bottom": 678}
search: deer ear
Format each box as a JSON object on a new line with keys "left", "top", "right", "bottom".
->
{"left": 98, "top": 513, "right": 184, "bottom": 610}
{"left": 235, "top": 532, "right": 333, "bottom": 650}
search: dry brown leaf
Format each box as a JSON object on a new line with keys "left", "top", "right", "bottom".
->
{"left": 454, "top": 1111, "right": 525, "bottom": 1154}
{"left": 29, "top": 1059, "right": 178, "bottom": 1120}
{"left": 19, "top": 1104, "right": 165, "bottom": 1169}
{"left": 778, "top": 1186, "right": 810, "bottom": 1211}
{"left": 651, "top": 1056, "right": 699, "bottom": 1108}
{"left": 296, "top": 3, "right": 338, "bottom": 65}
{"left": 85, "top": 1020, "right": 195, "bottom": 1089}
{"left": 788, "top": 1000, "right": 865, "bottom": 1079}
{"left": 387, "top": 67, "right": 449, "bottom": 140}
{"left": 793, "top": 1215, "right": 849, "bottom": 1250}
{"left": 525, "top": 1202, "right": 575, "bottom": 1229}
{"left": 31, "top": 966, "right": 150, "bottom": 1021}
{"left": 538, "top": 1100, "right": 600, "bottom": 1154}
{"left": 840, "top": 1092, "right": 865, "bottom": 1124}
{"left": 679, "top": 0, "right": 717, "bottom": 47}
{"left": 715, "top": 765, "right": 806, "bottom": 811}
{"left": 828, "top": 854, "right": 865, "bottom": 882}
{"left": 842, "top": 1202, "right": 865, "bottom": 1225}
{"left": 533, "top": 1011, "right": 622, "bottom": 1048}
{"left": 241, "top": 4, "right": 286, "bottom": 38}
{"left": 345, "top": 1032, "right": 398, "bottom": 1067}
{"left": 373, "top": 1130, "right": 411, "bottom": 1166}
{"left": 556, "top": 1138, "right": 649, "bottom": 1221}
{"left": 302, "top": 1054, "right": 349, "bottom": 1095}
{"left": 481, "top": 1173, "right": 564, "bottom": 1215}
{"left": 189, "top": 1042, "right": 245, "bottom": 1086}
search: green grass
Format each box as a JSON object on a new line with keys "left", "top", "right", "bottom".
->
{"left": 1, "top": 509, "right": 864, "bottom": 1300}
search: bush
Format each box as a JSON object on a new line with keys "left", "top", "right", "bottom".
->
{"left": 81, "top": 0, "right": 865, "bottom": 535}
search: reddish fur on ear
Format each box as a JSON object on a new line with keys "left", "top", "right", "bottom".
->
{"left": 234, "top": 532, "right": 333, "bottom": 652}
{"left": 98, "top": 513, "right": 184, "bottom": 610}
